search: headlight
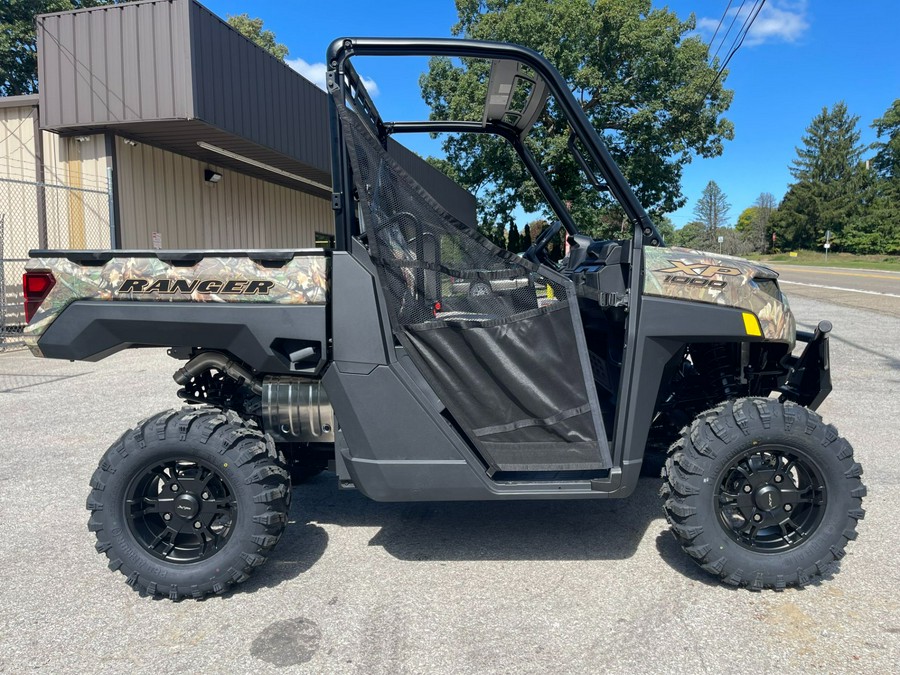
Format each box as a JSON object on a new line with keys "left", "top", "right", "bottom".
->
{"left": 754, "top": 278, "right": 782, "bottom": 302}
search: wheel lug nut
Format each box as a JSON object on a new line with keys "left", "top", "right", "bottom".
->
{"left": 753, "top": 514, "right": 762, "bottom": 522}
{"left": 743, "top": 485, "right": 753, "bottom": 493}
{"left": 193, "top": 521, "right": 202, "bottom": 529}
{"left": 163, "top": 513, "right": 172, "bottom": 521}
{"left": 201, "top": 492, "right": 210, "bottom": 500}
{"left": 171, "top": 484, "right": 179, "bottom": 492}
{"left": 784, "top": 504, "right": 793, "bottom": 512}
{"left": 774, "top": 475, "right": 783, "bottom": 483}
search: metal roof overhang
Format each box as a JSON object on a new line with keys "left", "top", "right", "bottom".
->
{"left": 36, "top": 0, "right": 334, "bottom": 199}
{"left": 0, "top": 94, "right": 40, "bottom": 110}
{"left": 49, "top": 118, "right": 333, "bottom": 198}
{"left": 35, "top": 0, "right": 477, "bottom": 225}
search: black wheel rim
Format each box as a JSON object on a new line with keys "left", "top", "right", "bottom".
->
{"left": 125, "top": 458, "right": 237, "bottom": 563}
{"left": 715, "top": 445, "right": 826, "bottom": 552}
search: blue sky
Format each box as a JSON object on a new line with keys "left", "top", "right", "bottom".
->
{"left": 203, "top": 0, "right": 899, "bottom": 229}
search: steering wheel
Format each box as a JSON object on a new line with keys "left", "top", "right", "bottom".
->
{"left": 522, "top": 219, "right": 564, "bottom": 266}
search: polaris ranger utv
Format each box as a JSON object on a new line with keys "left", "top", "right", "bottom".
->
{"left": 22, "top": 38, "right": 863, "bottom": 599}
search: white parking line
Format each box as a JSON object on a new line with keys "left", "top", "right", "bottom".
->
{"left": 779, "top": 279, "right": 900, "bottom": 298}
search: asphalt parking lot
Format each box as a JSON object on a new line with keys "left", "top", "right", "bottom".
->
{"left": 0, "top": 292, "right": 898, "bottom": 674}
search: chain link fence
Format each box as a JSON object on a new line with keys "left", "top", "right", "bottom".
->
{"left": 1, "top": 177, "right": 111, "bottom": 351}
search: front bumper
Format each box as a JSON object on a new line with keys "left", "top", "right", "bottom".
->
{"left": 779, "top": 320, "right": 832, "bottom": 410}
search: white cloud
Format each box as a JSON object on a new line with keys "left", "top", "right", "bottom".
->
{"left": 698, "top": 1, "right": 809, "bottom": 48}
{"left": 286, "top": 57, "right": 379, "bottom": 97}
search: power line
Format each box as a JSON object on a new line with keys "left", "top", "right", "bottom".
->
{"left": 718, "top": 0, "right": 767, "bottom": 75}
{"left": 698, "top": 0, "right": 767, "bottom": 111}
{"left": 0, "top": 107, "right": 37, "bottom": 149}
{"left": 710, "top": 0, "right": 748, "bottom": 65}
{"left": 707, "top": 0, "right": 735, "bottom": 58}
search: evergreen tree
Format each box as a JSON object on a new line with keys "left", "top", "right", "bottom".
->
{"left": 493, "top": 223, "right": 507, "bottom": 248}
{"left": 863, "top": 99, "right": 900, "bottom": 253}
{"left": 522, "top": 223, "right": 533, "bottom": 250}
{"left": 692, "top": 181, "right": 730, "bottom": 247}
{"left": 773, "top": 102, "right": 866, "bottom": 250}
{"left": 871, "top": 99, "right": 900, "bottom": 181}
{"left": 507, "top": 223, "right": 522, "bottom": 252}
{"left": 791, "top": 102, "right": 864, "bottom": 183}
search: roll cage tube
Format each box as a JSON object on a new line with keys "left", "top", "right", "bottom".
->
{"left": 326, "top": 37, "right": 664, "bottom": 251}
{"left": 384, "top": 121, "right": 581, "bottom": 242}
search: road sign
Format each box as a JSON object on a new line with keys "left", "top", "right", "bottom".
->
{"left": 717, "top": 236, "right": 724, "bottom": 243}
{"left": 824, "top": 242, "right": 831, "bottom": 249}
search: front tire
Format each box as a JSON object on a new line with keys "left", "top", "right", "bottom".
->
{"left": 87, "top": 408, "right": 290, "bottom": 599}
{"left": 662, "top": 398, "right": 865, "bottom": 590}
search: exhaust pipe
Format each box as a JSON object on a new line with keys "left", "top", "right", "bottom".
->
{"left": 173, "top": 352, "right": 263, "bottom": 394}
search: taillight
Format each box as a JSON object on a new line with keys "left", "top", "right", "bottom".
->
{"left": 23, "top": 271, "right": 56, "bottom": 323}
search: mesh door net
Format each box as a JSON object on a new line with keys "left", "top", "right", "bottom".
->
{"left": 335, "top": 99, "right": 611, "bottom": 472}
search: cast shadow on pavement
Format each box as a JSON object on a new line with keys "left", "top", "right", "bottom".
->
{"left": 653, "top": 525, "right": 841, "bottom": 590}
{"left": 236, "top": 472, "right": 761, "bottom": 595}
{"left": 238, "top": 521, "right": 331, "bottom": 595}
{"left": 252, "top": 473, "right": 667, "bottom": 583}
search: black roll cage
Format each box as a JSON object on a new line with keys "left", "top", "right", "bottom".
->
{"left": 326, "top": 37, "right": 664, "bottom": 253}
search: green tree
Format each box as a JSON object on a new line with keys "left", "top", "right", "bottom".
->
{"left": 692, "top": 180, "right": 730, "bottom": 246}
{"left": 773, "top": 102, "right": 866, "bottom": 250}
{"left": 655, "top": 215, "right": 676, "bottom": 245}
{"left": 507, "top": 223, "right": 522, "bottom": 252}
{"left": 736, "top": 193, "right": 776, "bottom": 253}
{"left": 526, "top": 218, "right": 549, "bottom": 245}
{"left": 772, "top": 182, "right": 817, "bottom": 250}
{"left": 226, "top": 13, "right": 289, "bottom": 61}
{"left": 871, "top": 99, "right": 900, "bottom": 182}
{"left": 420, "top": 0, "right": 734, "bottom": 239}
{"left": 1, "top": 1, "right": 135, "bottom": 95}
{"left": 493, "top": 222, "right": 507, "bottom": 248}
{"left": 736, "top": 207, "right": 756, "bottom": 234}
{"left": 863, "top": 99, "right": 900, "bottom": 253}
{"left": 522, "top": 222, "right": 533, "bottom": 249}
{"left": 670, "top": 221, "right": 706, "bottom": 249}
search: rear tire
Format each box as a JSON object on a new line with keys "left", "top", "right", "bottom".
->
{"left": 662, "top": 398, "right": 865, "bottom": 590}
{"left": 87, "top": 407, "right": 290, "bottom": 599}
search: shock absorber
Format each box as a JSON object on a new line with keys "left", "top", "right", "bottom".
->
{"left": 690, "top": 343, "right": 743, "bottom": 402}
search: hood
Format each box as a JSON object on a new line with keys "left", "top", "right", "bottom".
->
{"left": 643, "top": 246, "right": 795, "bottom": 345}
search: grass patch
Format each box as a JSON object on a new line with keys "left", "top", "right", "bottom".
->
{"left": 746, "top": 250, "right": 900, "bottom": 271}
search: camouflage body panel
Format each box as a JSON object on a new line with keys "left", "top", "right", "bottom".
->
{"left": 643, "top": 247, "right": 795, "bottom": 346}
{"left": 24, "top": 253, "right": 328, "bottom": 353}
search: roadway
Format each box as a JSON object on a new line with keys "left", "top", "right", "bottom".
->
{"left": 768, "top": 264, "right": 900, "bottom": 318}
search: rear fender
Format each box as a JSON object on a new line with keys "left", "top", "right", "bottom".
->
{"left": 36, "top": 301, "right": 328, "bottom": 376}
